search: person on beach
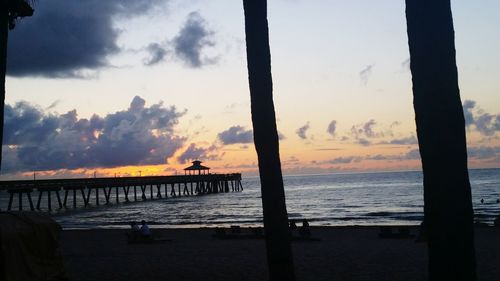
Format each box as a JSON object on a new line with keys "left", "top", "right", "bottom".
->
{"left": 130, "top": 222, "right": 140, "bottom": 232}
{"left": 299, "top": 219, "right": 311, "bottom": 238}
{"left": 140, "top": 220, "right": 152, "bottom": 238}
{"left": 289, "top": 220, "right": 297, "bottom": 230}
{"left": 127, "top": 222, "right": 142, "bottom": 242}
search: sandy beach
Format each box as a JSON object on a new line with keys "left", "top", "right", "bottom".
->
{"left": 59, "top": 226, "right": 500, "bottom": 281}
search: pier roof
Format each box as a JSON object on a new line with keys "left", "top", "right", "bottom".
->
{"left": 184, "top": 160, "right": 210, "bottom": 175}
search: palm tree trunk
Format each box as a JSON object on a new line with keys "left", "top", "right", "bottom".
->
{"left": 0, "top": 0, "right": 8, "bottom": 171}
{"left": 242, "top": 1, "right": 295, "bottom": 280}
{"left": 405, "top": 1, "right": 476, "bottom": 280}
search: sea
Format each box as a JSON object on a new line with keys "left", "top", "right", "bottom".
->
{"left": 1, "top": 168, "right": 499, "bottom": 229}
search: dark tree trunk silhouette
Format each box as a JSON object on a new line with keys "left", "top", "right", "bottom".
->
{"left": 242, "top": 1, "right": 295, "bottom": 280}
{"left": 405, "top": 1, "right": 476, "bottom": 280}
{"left": 0, "top": 1, "right": 34, "bottom": 171}
{"left": 0, "top": 0, "right": 8, "bottom": 171}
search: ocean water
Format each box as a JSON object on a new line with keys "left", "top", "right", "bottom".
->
{"left": 1, "top": 169, "right": 499, "bottom": 228}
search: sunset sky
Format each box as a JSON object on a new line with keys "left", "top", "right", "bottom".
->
{"left": 2, "top": 0, "right": 500, "bottom": 179}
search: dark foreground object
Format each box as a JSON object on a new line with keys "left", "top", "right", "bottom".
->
{"left": 60, "top": 226, "right": 500, "bottom": 281}
{"left": 0, "top": 212, "right": 67, "bottom": 281}
{"left": 405, "top": 1, "right": 476, "bottom": 280}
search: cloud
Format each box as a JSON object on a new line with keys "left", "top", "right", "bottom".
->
{"left": 380, "top": 135, "right": 418, "bottom": 145}
{"left": 362, "top": 119, "right": 377, "bottom": 137}
{"left": 401, "top": 58, "right": 410, "bottom": 71}
{"left": 217, "top": 126, "right": 253, "bottom": 145}
{"left": 344, "top": 120, "right": 418, "bottom": 147}
{"left": 327, "top": 156, "right": 362, "bottom": 164}
{"left": 475, "top": 113, "right": 498, "bottom": 136}
{"left": 363, "top": 149, "right": 421, "bottom": 161}
{"left": 463, "top": 100, "right": 476, "bottom": 126}
{"left": 365, "top": 154, "right": 390, "bottom": 161}
{"left": 172, "top": 11, "right": 217, "bottom": 68}
{"left": 467, "top": 146, "right": 500, "bottom": 160}
{"left": 462, "top": 100, "right": 500, "bottom": 136}
{"left": 325, "top": 148, "right": 421, "bottom": 165}
{"left": 7, "top": 0, "right": 166, "bottom": 78}
{"left": 46, "top": 100, "right": 61, "bottom": 110}
{"left": 348, "top": 119, "right": 386, "bottom": 145}
{"left": 327, "top": 120, "right": 337, "bottom": 137}
{"left": 359, "top": 64, "right": 373, "bottom": 85}
{"left": 2, "top": 96, "right": 186, "bottom": 172}
{"left": 176, "top": 143, "right": 221, "bottom": 164}
{"left": 403, "top": 149, "right": 421, "bottom": 160}
{"left": 278, "top": 131, "right": 286, "bottom": 140}
{"left": 390, "top": 121, "right": 400, "bottom": 129}
{"left": 143, "top": 43, "right": 168, "bottom": 66}
{"left": 141, "top": 12, "right": 217, "bottom": 68}
{"left": 315, "top": 148, "right": 341, "bottom": 151}
{"left": 357, "top": 138, "right": 371, "bottom": 146}
{"left": 296, "top": 122, "right": 310, "bottom": 140}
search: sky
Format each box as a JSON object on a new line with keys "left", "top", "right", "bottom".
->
{"left": 2, "top": 0, "right": 500, "bottom": 179}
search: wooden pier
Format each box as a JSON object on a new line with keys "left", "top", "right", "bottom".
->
{"left": 0, "top": 173, "right": 243, "bottom": 211}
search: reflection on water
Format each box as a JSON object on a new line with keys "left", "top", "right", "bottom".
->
{"left": 1, "top": 169, "right": 499, "bottom": 228}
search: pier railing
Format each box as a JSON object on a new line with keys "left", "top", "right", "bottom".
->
{"left": 0, "top": 173, "right": 243, "bottom": 211}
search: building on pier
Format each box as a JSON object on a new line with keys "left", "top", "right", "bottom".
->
{"left": 184, "top": 160, "right": 210, "bottom": 175}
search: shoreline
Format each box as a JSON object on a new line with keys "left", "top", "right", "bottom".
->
{"left": 60, "top": 226, "right": 500, "bottom": 281}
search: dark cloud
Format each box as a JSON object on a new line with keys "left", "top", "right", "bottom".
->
{"left": 349, "top": 119, "right": 386, "bottom": 145}
{"left": 46, "top": 100, "right": 61, "bottom": 110}
{"left": 380, "top": 135, "right": 418, "bottom": 145}
{"left": 218, "top": 126, "right": 253, "bottom": 145}
{"left": 327, "top": 120, "right": 337, "bottom": 137}
{"left": 463, "top": 100, "right": 476, "bottom": 126}
{"left": 359, "top": 64, "right": 373, "bottom": 85}
{"left": 327, "top": 156, "right": 362, "bottom": 164}
{"left": 462, "top": 100, "right": 500, "bottom": 136}
{"left": 365, "top": 149, "right": 420, "bottom": 161}
{"left": 344, "top": 120, "right": 418, "bottom": 147}
{"left": 141, "top": 12, "right": 217, "bottom": 68}
{"left": 221, "top": 163, "right": 258, "bottom": 170}
{"left": 357, "top": 138, "right": 371, "bottom": 146}
{"left": 176, "top": 143, "right": 220, "bottom": 164}
{"left": 362, "top": 119, "right": 377, "bottom": 137}
{"left": 7, "top": 0, "right": 165, "bottom": 78}
{"left": 475, "top": 113, "right": 498, "bottom": 136}
{"left": 467, "top": 146, "right": 500, "bottom": 160}
{"left": 143, "top": 43, "right": 168, "bottom": 66}
{"left": 296, "top": 122, "right": 310, "bottom": 140}
{"left": 172, "top": 11, "right": 217, "bottom": 68}
{"left": 403, "top": 149, "right": 421, "bottom": 160}
{"left": 365, "top": 154, "right": 390, "bottom": 161}
{"left": 2, "top": 96, "right": 186, "bottom": 172}
{"left": 325, "top": 148, "right": 421, "bottom": 165}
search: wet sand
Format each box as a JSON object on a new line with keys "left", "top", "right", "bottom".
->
{"left": 60, "top": 226, "right": 500, "bottom": 281}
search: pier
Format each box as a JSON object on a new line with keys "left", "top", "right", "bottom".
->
{"left": 0, "top": 173, "right": 243, "bottom": 211}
